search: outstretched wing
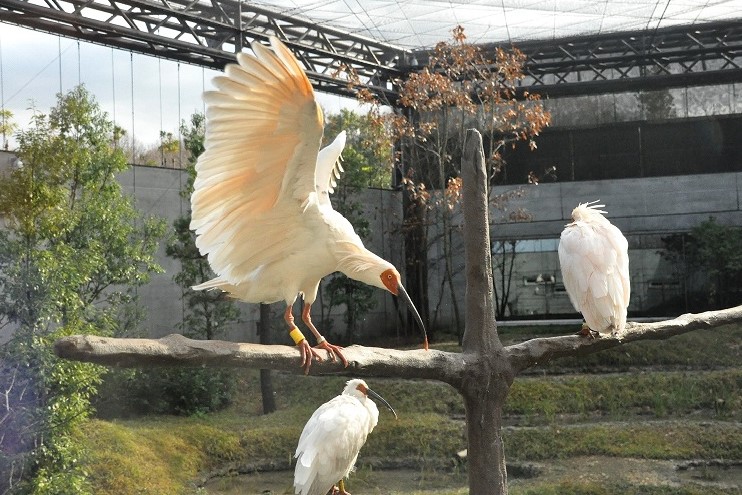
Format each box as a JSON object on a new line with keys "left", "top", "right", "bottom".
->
{"left": 190, "top": 37, "right": 324, "bottom": 284}
{"left": 559, "top": 221, "right": 630, "bottom": 332}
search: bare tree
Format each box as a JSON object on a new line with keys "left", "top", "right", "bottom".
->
{"left": 350, "top": 26, "right": 550, "bottom": 340}
{"left": 54, "top": 130, "right": 741, "bottom": 495}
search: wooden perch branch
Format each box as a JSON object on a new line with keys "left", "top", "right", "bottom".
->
{"left": 55, "top": 305, "right": 742, "bottom": 379}
{"left": 53, "top": 334, "right": 463, "bottom": 381}
{"left": 507, "top": 305, "right": 742, "bottom": 371}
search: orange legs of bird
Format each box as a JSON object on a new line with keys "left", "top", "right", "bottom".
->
{"left": 285, "top": 305, "right": 322, "bottom": 374}
{"left": 284, "top": 304, "right": 349, "bottom": 374}
{"left": 331, "top": 480, "right": 350, "bottom": 495}
{"left": 577, "top": 322, "right": 598, "bottom": 338}
{"left": 302, "top": 303, "right": 348, "bottom": 369}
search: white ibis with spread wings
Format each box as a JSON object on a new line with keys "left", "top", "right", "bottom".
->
{"left": 190, "top": 37, "right": 428, "bottom": 372}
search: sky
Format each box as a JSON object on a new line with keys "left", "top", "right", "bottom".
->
{"left": 0, "top": 23, "right": 359, "bottom": 150}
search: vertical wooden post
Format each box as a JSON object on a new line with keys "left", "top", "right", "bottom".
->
{"left": 258, "top": 303, "right": 276, "bottom": 414}
{"left": 459, "top": 129, "right": 514, "bottom": 495}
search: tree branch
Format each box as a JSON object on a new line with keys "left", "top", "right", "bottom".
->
{"left": 53, "top": 334, "right": 463, "bottom": 382}
{"left": 506, "top": 305, "right": 742, "bottom": 372}
{"left": 53, "top": 306, "right": 742, "bottom": 382}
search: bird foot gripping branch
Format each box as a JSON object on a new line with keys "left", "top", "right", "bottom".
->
{"left": 290, "top": 327, "right": 321, "bottom": 374}
{"left": 577, "top": 323, "right": 598, "bottom": 339}
{"left": 290, "top": 325, "right": 349, "bottom": 375}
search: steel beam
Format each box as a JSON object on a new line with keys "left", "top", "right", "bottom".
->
{"left": 1, "top": 0, "right": 741, "bottom": 101}
{"left": 0, "top": 0, "right": 407, "bottom": 99}
{"left": 475, "top": 19, "right": 742, "bottom": 97}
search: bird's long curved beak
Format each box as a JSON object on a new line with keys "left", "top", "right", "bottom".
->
{"left": 367, "top": 388, "right": 398, "bottom": 419}
{"left": 397, "top": 284, "right": 429, "bottom": 351}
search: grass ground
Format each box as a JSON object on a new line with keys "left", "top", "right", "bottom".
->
{"left": 78, "top": 325, "right": 741, "bottom": 494}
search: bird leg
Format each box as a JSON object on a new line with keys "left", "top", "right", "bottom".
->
{"left": 285, "top": 305, "right": 323, "bottom": 374}
{"left": 302, "top": 303, "right": 349, "bottom": 368}
{"left": 331, "top": 480, "right": 351, "bottom": 495}
{"left": 577, "top": 322, "right": 598, "bottom": 339}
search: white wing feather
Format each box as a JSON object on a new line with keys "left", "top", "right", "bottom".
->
{"left": 315, "top": 131, "right": 347, "bottom": 205}
{"left": 294, "top": 395, "right": 376, "bottom": 495}
{"left": 559, "top": 216, "right": 630, "bottom": 334}
{"left": 190, "top": 37, "right": 324, "bottom": 285}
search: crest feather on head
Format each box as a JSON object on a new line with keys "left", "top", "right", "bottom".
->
{"left": 571, "top": 200, "right": 608, "bottom": 222}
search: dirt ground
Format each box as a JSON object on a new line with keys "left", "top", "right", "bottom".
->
{"left": 202, "top": 456, "right": 742, "bottom": 494}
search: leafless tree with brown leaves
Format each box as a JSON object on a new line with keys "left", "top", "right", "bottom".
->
{"left": 349, "top": 26, "right": 551, "bottom": 339}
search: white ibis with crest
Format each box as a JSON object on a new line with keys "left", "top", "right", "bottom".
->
{"left": 558, "top": 201, "right": 630, "bottom": 336}
{"left": 189, "top": 37, "right": 428, "bottom": 373}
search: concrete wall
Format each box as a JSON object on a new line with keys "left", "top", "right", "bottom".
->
{"left": 490, "top": 172, "right": 741, "bottom": 240}
{"left": 116, "top": 166, "right": 193, "bottom": 338}
{"left": 424, "top": 171, "right": 742, "bottom": 325}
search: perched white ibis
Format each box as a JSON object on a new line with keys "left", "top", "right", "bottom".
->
{"left": 558, "top": 201, "right": 630, "bottom": 335}
{"left": 294, "top": 379, "right": 396, "bottom": 495}
{"left": 189, "top": 37, "right": 427, "bottom": 373}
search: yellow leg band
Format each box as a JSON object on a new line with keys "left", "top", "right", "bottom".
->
{"left": 289, "top": 327, "right": 305, "bottom": 345}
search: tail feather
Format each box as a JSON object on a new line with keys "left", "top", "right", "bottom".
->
{"left": 192, "top": 277, "right": 231, "bottom": 292}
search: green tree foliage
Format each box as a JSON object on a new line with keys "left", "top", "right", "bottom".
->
{"left": 639, "top": 88, "right": 677, "bottom": 120}
{"left": 662, "top": 217, "right": 742, "bottom": 311}
{"left": 319, "top": 110, "right": 392, "bottom": 344}
{"left": 0, "top": 109, "right": 16, "bottom": 150}
{"left": 97, "top": 114, "right": 238, "bottom": 417}
{"left": 158, "top": 130, "right": 180, "bottom": 168}
{"left": 167, "top": 112, "right": 240, "bottom": 342}
{"left": 150, "top": 112, "right": 239, "bottom": 415}
{"left": 0, "top": 86, "right": 165, "bottom": 493}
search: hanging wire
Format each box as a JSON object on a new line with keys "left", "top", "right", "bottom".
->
{"left": 553, "top": 0, "right": 557, "bottom": 40}
{"left": 643, "top": 0, "right": 672, "bottom": 80}
{"left": 77, "top": 40, "right": 81, "bottom": 87}
{"left": 129, "top": 51, "right": 138, "bottom": 301}
{"left": 177, "top": 62, "right": 183, "bottom": 169}
{"left": 691, "top": 0, "right": 712, "bottom": 24}
{"left": 0, "top": 36, "right": 6, "bottom": 149}
{"left": 646, "top": 0, "right": 672, "bottom": 54}
{"left": 353, "top": 0, "right": 397, "bottom": 46}
{"left": 111, "top": 47, "right": 118, "bottom": 149}
{"left": 130, "top": 51, "right": 135, "bottom": 165}
{"left": 58, "top": 35, "right": 63, "bottom": 94}
{"left": 5, "top": 44, "right": 73, "bottom": 106}
{"left": 500, "top": 0, "right": 512, "bottom": 46}
{"left": 598, "top": 0, "right": 610, "bottom": 35}
{"left": 159, "top": 58, "right": 164, "bottom": 166}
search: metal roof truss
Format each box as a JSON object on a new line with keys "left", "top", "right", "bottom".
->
{"left": 1, "top": 0, "right": 740, "bottom": 101}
